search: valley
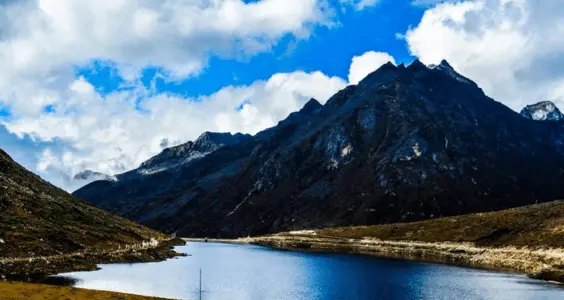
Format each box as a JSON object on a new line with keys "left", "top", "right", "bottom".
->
{"left": 2, "top": 1, "right": 564, "bottom": 299}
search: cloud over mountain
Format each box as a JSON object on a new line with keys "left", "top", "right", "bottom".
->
{"left": 405, "top": 0, "right": 564, "bottom": 111}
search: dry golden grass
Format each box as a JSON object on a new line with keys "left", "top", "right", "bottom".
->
{"left": 317, "top": 200, "right": 564, "bottom": 249}
{"left": 0, "top": 281, "right": 170, "bottom": 300}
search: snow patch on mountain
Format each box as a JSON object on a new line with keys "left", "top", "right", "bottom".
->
{"left": 133, "top": 132, "right": 251, "bottom": 176}
{"left": 520, "top": 101, "right": 564, "bottom": 121}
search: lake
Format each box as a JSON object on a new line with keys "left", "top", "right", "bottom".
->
{"left": 58, "top": 242, "right": 564, "bottom": 300}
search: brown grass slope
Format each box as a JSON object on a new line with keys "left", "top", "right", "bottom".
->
{"left": 317, "top": 200, "right": 564, "bottom": 248}
{"left": 0, "top": 148, "right": 166, "bottom": 261}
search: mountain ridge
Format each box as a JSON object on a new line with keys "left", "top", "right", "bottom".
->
{"left": 74, "top": 60, "right": 564, "bottom": 238}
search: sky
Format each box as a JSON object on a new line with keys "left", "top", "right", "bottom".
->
{"left": 1, "top": 0, "right": 564, "bottom": 191}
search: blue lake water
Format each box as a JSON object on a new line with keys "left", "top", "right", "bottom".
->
{"left": 59, "top": 242, "right": 564, "bottom": 300}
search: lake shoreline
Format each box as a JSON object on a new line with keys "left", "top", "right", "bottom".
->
{"left": 0, "top": 238, "right": 186, "bottom": 299}
{"left": 0, "top": 237, "right": 186, "bottom": 284}
{"left": 183, "top": 234, "right": 564, "bottom": 285}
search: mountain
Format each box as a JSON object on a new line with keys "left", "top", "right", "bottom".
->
{"left": 520, "top": 101, "right": 564, "bottom": 121}
{"left": 0, "top": 148, "right": 165, "bottom": 260}
{"left": 126, "top": 132, "right": 252, "bottom": 178}
{"left": 74, "top": 59, "right": 564, "bottom": 238}
{"left": 73, "top": 170, "right": 115, "bottom": 181}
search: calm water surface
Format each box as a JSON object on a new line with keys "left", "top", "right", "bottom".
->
{"left": 59, "top": 242, "right": 564, "bottom": 300}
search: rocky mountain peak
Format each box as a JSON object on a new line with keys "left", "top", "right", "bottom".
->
{"left": 408, "top": 59, "right": 426, "bottom": 70}
{"left": 129, "top": 132, "right": 251, "bottom": 177}
{"left": 439, "top": 59, "right": 453, "bottom": 69}
{"left": 300, "top": 98, "right": 322, "bottom": 114}
{"left": 74, "top": 57, "right": 564, "bottom": 239}
{"left": 520, "top": 101, "right": 564, "bottom": 121}
{"left": 427, "top": 59, "right": 475, "bottom": 85}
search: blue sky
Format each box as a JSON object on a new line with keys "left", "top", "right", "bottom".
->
{"left": 1, "top": 0, "right": 563, "bottom": 190}
{"left": 78, "top": 0, "right": 423, "bottom": 99}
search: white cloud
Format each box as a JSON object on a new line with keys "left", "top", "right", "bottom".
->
{"left": 405, "top": 0, "right": 564, "bottom": 111}
{"left": 411, "top": 0, "right": 452, "bottom": 7}
{"left": 340, "top": 0, "right": 380, "bottom": 11}
{"left": 3, "top": 69, "right": 347, "bottom": 190}
{"left": 348, "top": 51, "right": 396, "bottom": 84}
{"left": 0, "top": 0, "right": 335, "bottom": 118}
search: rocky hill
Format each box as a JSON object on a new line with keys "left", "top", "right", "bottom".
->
{"left": 74, "top": 60, "right": 564, "bottom": 238}
{"left": 0, "top": 148, "right": 166, "bottom": 260}
{"left": 520, "top": 101, "right": 564, "bottom": 121}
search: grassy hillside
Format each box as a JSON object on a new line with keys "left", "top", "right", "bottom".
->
{"left": 317, "top": 200, "right": 564, "bottom": 249}
{"left": 0, "top": 149, "right": 181, "bottom": 278}
{"left": 0, "top": 149, "right": 165, "bottom": 258}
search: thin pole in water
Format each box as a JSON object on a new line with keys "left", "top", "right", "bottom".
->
{"left": 199, "top": 268, "right": 202, "bottom": 300}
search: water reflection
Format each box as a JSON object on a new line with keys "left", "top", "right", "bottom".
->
{"left": 58, "top": 242, "right": 564, "bottom": 300}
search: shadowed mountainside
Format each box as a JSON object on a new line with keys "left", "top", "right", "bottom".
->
{"left": 75, "top": 60, "right": 564, "bottom": 238}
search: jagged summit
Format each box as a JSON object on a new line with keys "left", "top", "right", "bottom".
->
{"left": 74, "top": 57, "right": 564, "bottom": 238}
{"left": 440, "top": 59, "right": 452, "bottom": 68}
{"left": 520, "top": 101, "right": 564, "bottom": 121}
{"left": 426, "top": 59, "right": 476, "bottom": 85}
{"left": 360, "top": 58, "right": 474, "bottom": 88}
{"left": 131, "top": 132, "right": 251, "bottom": 176}
{"left": 408, "top": 59, "right": 426, "bottom": 70}
{"left": 300, "top": 98, "right": 322, "bottom": 114}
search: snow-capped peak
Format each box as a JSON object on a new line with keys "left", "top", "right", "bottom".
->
{"left": 520, "top": 101, "right": 564, "bottom": 121}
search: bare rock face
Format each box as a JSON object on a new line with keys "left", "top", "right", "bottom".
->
{"left": 74, "top": 60, "right": 564, "bottom": 238}
{"left": 520, "top": 101, "right": 564, "bottom": 121}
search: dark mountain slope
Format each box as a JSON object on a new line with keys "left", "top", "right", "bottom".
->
{"left": 0, "top": 148, "right": 165, "bottom": 259}
{"left": 75, "top": 60, "right": 564, "bottom": 238}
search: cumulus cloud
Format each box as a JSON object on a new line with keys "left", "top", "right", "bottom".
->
{"left": 348, "top": 51, "right": 396, "bottom": 84}
{"left": 405, "top": 0, "right": 564, "bottom": 111}
{"left": 3, "top": 69, "right": 346, "bottom": 190}
{"left": 0, "top": 0, "right": 335, "bottom": 118}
